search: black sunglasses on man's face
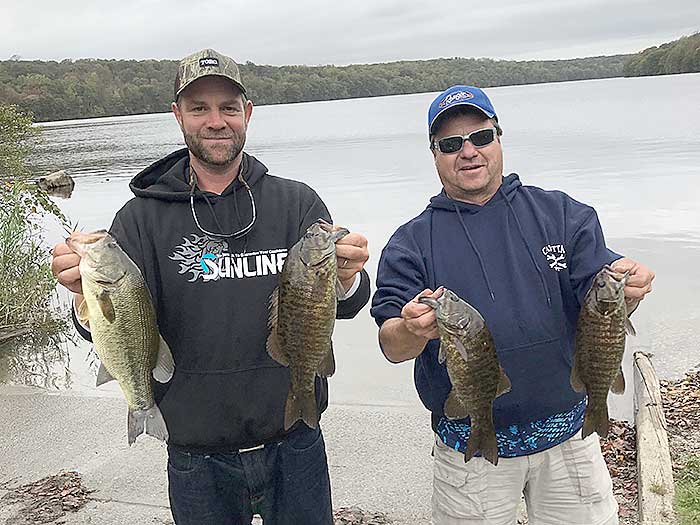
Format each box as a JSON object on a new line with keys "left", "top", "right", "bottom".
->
{"left": 433, "top": 127, "right": 498, "bottom": 154}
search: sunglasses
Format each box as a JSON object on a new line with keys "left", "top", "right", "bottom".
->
{"left": 433, "top": 127, "right": 498, "bottom": 154}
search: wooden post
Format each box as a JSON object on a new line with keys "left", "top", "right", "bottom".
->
{"left": 633, "top": 351, "right": 676, "bottom": 524}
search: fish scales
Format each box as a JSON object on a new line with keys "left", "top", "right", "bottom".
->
{"left": 444, "top": 326, "right": 501, "bottom": 411}
{"left": 267, "top": 220, "right": 349, "bottom": 430}
{"left": 278, "top": 256, "right": 337, "bottom": 395}
{"left": 68, "top": 230, "right": 174, "bottom": 446}
{"left": 85, "top": 273, "right": 159, "bottom": 410}
{"left": 420, "top": 289, "right": 511, "bottom": 466}
{"left": 572, "top": 265, "right": 632, "bottom": 439}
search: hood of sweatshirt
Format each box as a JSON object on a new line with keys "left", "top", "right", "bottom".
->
{"left": 129, "top": 148, "right": 268, "bottom": 201}
{"left": 427, "top": 172, "right": 522, "bottom": 213}
{"left": 425, "top": 173, "right": 550, "bottom": 306}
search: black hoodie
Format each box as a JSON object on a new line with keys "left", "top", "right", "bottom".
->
{"left": 75, "top": 148, "right": 370, "bottom": 452}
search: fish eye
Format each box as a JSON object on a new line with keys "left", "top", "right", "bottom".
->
{"left": 107, "top": 241, "right": 117, "bottom": 248}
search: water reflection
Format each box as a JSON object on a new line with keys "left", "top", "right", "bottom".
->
{"left": 0, "top": 306, "right": 73, "bottom": 389}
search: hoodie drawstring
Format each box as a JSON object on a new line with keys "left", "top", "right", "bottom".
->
{"left": 454, "top": 204, "right": 496, "bottom": 302}
{"left": 501, "top": 188, "right": 552, "bottom": 306}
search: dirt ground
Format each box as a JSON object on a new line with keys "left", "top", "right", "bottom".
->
{"left": 598, "top": 367, "right": 700, "bottom": 525}
{"left": 660, "top": 369, "right": 700, "bottom": 474}
{"left": 0, "top": 472, "right": 395, "bottom": 525}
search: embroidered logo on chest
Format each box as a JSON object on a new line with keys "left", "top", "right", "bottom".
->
{"left": 541, "top": 244, "right": 567, "bottom": 272}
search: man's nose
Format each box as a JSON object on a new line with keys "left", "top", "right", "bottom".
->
{"left": 458, "top": 139, "right": 478, "bottom": 158}
{"left": 205, "top": 109, "right": 226, "bottom": 128}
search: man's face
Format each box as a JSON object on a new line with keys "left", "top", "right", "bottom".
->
{"left": 172, "top": 76, "right": 253, "bottom": 168}
{"left": 431, "top": 111, "right": 503, "bottom": 205}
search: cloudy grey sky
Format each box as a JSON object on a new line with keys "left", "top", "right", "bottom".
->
{"left": 1, "top": 0, "right": 698, "bottom": 65}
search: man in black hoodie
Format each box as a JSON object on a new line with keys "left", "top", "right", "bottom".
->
{"left": 51, "top": 49, "right": 370, "bottom": 525}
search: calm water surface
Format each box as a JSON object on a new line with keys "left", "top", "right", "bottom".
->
{"left": 23, "top": 73, "right": 700, "bottom": 418}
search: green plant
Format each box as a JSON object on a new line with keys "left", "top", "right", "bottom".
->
{"left": 675, "top": 455, "right": 700, "bottom": 525}
{"left": 0, "top": 104, "right": 71, "bottom": 388}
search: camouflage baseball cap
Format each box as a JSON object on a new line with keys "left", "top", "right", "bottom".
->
{"left": 174, "top": 48, "right": 246, "bottom": 99}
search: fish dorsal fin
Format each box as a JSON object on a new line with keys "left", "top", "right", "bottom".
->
{"left": 625, "top": 317, "right": 636, "bottom": 337}
{"left": 152, "top": 335, "right": 175, "bottom": 383}
{"left": 496, "top": 367, "right": 512, "bottom": 398}
{"left": 96, "top": 362, "right": 116, "bottom": 386}
{"left": 77, "top": 299, "right": 91, "bottom": 326}
{"left": 317, "top": 342, "right": 336, "bottom": 378}
{"left": 266, "top": 287, "right": 289, "bottom": 366}
{"left": 97, "top": 289, "right": 116, "bottom": 323}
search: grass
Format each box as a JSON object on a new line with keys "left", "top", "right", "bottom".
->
{"left": 0, "top": 183, "right": 56, "bottom": 331}
{"left": 0, "top": 180, "right": 71, "bottom": 388}
{"left": 675, "top": 455, "right": 700, "bottom": 525}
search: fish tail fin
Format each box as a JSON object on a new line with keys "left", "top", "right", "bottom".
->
{"left": 465, "top": 413, "right": 499, "bottom": 466}
{"left": 128, "top": 405, "right": 169, "bottom": 446}
{"left": 582, "top": 401, "right": 609, "bottom": 439}
{"left": 284, "top": 390, "right": 318, "bottom": 431}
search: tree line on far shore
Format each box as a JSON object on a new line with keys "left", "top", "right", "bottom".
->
{"left": 1, "top": 32, "right": 697, "bottom": 123}
{"left": 0, "top": 55, "right": 628, "bottom": 122}
{"left": 623, "top": 32, "right": 700, "bottom": 77}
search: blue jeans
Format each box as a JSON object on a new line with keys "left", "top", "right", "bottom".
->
{"left": 167, "top": 425, "right": 332, "bottom": 525}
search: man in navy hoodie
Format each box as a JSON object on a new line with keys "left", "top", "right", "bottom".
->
{"left": 51, "top": 49, "right": 370, "bottom": 525}
{"left": 371, "top": 85, "right": 654, "bottom": 525}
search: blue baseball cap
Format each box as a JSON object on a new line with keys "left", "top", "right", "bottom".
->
{"left": 428, "top": 85, "right": 497, "bottom": 135}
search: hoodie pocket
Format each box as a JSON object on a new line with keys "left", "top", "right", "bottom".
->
{"left": 493, "top": 337, "right": 583, "bottom": 425}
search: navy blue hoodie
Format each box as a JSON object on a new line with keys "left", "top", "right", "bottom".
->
{"left": 371, "top": 174, "right": 620, "bottom": 432}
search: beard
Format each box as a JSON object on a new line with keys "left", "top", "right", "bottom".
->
{"left": 184, "top": 129, "right": 246, "bottom": 167}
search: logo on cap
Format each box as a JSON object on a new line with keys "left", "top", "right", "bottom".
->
{"left": 439, "top": 91, "right": 474, "bottom": 108}
{"left": 199, "top": 57, "right": 219, "bottom": 68}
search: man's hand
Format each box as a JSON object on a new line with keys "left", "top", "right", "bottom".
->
{"left": 401, "top": 288, "right": 444, "bottom": 340}
{"left": 611, "top": 257, "right": 655, "bottom": 313}
{"left": 52, "top": 242, "right": 83, "bottom": 295}
{"left": 378, "top": 287, "right": 444, "bottom": 363}
{"left": 335, "top": 231, "right": 369, "bottom": 292}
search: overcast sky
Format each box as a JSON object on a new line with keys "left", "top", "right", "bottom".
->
{"left": 2, "top": 0, "right": 698, "bottom": 65}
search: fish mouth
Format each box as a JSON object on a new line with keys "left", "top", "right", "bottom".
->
{"left": 66, "top": 230, "right": 109, "bottom": 253}
{"left": 86, "top": 269, "right": 127, "bottom": 288}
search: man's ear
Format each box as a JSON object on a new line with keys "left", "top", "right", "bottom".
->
{"left": 172, "top": 101, "right": 184, "bottom": 131}
{"left": 244, "top": 99, "right": 253, "bottom": 125}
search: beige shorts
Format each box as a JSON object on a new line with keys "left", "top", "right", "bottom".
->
{"left": 431, "top": 431, "right": 619, "bottom": 525}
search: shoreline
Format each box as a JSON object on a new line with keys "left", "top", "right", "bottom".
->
{"left": 2, "top": 365, "right": 698, "bottom": 524}
{"left": 0, "top": 385, "right": 433, "bottom": 524}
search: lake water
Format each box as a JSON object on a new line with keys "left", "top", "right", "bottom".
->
{"left": 18, "top": 73, "right": 700, "bottom": 419}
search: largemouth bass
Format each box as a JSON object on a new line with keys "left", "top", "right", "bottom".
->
{"left": 571, "top": 264, "right": 635, "bottom": 439}
{"left": 420, "top": 289, "right": 511, "bottom": 466}
{"left": 67, "top": 230, "right": 174, "bottom": 445}
{"left": 266, "top": 219, "right": 349, "bottom": 431}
